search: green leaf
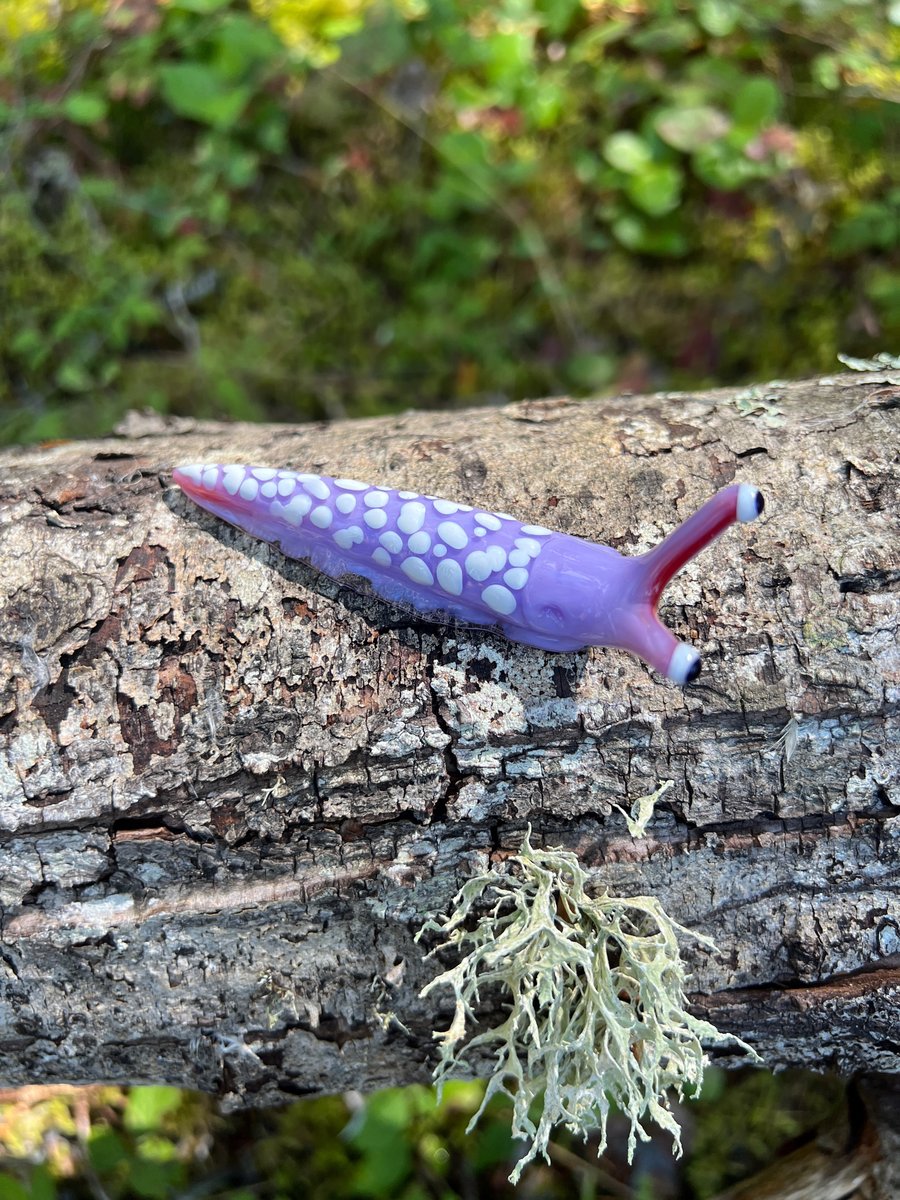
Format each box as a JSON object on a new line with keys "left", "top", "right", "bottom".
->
{"left": 612, "top": 214, "right": 689, "bottom": 257}
{"left": 212, "top": 15, "right": 283, "bottom": 80}
{"left": 27, "top": 1167, "right": 56, "bottom": 1200}
{"left": 62, "top": 91, "right": 108, "bottom": 124}
{"left": 630, "top": 16, "right": 698, "bottom": 52}
{"left": 170, "top": 0, "right": 232, "bottom": 12}
{"left": 224, "top": 150, "right": 259, "bottom": 188}
{"left": 137, "top": 1134, "right": 178, "bottom": 1163}
{"left": 732, "top": 78, "right": 779, "bottom": 129}
{"left": 570, "top": 18, "right": 633, "bottom": 60}
{"left": 812, "top": 53, "right": 841, "bottom": 91}
{"left": 88, "top": 1129, "right": 127, "bottom": 1173}
{"left": 0, "top": 1175, "right": 30, "bottom": 1200}
{"left": 654, "top": 105, "right": 730, "bottom": 151}
{"left": 626, "top": 163, "right": 683, "bottom": 215}
{"left": 256, "top": 112, "right": 288, "bottom": 154}
{"left": 697, "top": 0, "right": 740, "bottom": 37}
{"left": 127, "top": 1159, "right": 183, "bottom": 1200}
{"left": 603, "top": 131, "right": 652, "bottom": 174}
{"left": 55, "top": 361, "right": 94, "bottom": 392}
{"left": 565, "top": 351, "right": 616, "bottom": 391}
{"left": 343, "top": 1088, "right": 435, "bottom": 1196}
{"left": 158, "top": 64, "right": 251, "bottom": 128}
{"left": 693, "top": 141, "right": 761, "bottom": 189}
{"left": 124, "top": 1086, "right": 183, "bottom": 1134}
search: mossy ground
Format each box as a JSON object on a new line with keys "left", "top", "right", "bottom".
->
{"left": 1, "top": 0, "right": 897, "bottom": 444}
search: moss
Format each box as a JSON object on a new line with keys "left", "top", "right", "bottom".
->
{"left": 1, "top": 0, "right": 897, "bottom": 445}
{"left": 418, "top": 829, "right": 758, "bottom": 1184}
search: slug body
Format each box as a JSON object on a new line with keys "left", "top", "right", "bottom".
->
{"left": 173, "top": 464, "right": 764, "bottom": 685}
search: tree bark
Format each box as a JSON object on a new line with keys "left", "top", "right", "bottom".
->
{"left": 0, "top": 371, "right": 897, "bottom": 1106}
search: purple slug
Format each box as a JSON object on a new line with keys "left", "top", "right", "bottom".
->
{"left": 173, "top": 464, "right": 764, "bottom": 685}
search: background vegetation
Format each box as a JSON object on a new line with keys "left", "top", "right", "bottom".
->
{"left": 0, "top": 1070, "right": 845, "bottom": 1199}
{"left": 1, "top": 0, "right": 897, "bottom": 444}
{"left": 0, "top": 0, "right": 894, "bottom": 1193}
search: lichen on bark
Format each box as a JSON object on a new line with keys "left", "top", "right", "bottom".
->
{"left": 418, "top": 829, "right": 759, "bottom": 1182}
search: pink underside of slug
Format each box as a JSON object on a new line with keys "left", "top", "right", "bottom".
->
{"left": 173, "top": 464, "right": 764, "bottom": 685}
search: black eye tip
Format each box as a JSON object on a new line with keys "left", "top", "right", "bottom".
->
{"left": 755, "top": 490, "right": 765, "bottom": 516}
{"left": 685, "top": 657, "right": 702, "bottom": 684}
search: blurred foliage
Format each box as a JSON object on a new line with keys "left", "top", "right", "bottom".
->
{"left": 0, "top": 0, "right": 897, "bottom": 443}
{"left": 0, "top": 1069, "right": 845, "bottom": 1198}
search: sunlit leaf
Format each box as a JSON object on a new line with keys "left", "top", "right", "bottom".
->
{"left": 697, "top": 0, "right": 739, "bottom": 37}
{"left": 655, "top": 104, "right": 730, "bottom": 151}
{"left": 158, "top": 63, "right": 252, "bottom": 127}
{"left": 603, "top": 131, "right": 652, "bottom": 174}
{"left": 124, "top": 1087, "right": 183, "bottom": 1134}
{"left": 732, "top": 77, "right": 779, "bottom": 128}
{"left": 627, "top": 163, "right": 683, "bottom": 215}
{"left": 62, "top": 91, "right": 108, "bottom": 124}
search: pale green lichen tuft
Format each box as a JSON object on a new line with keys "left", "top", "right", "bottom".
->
{"left": 610, "top": 779, "right": 674, "bottom": 838}
{"left": 417, "top": 830, "right": 759, "bottom": 1184}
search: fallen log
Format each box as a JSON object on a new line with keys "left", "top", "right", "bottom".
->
{"left": 0, "top": 371, "right": 897, "bottom": 1108}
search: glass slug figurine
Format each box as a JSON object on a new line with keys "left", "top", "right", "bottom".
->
{"left": 174, "top": 464, "right": 764, "bottom": 685}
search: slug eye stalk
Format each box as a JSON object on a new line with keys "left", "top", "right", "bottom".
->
{"left": 632, "top": 484, "right": 765, "bottom": 685}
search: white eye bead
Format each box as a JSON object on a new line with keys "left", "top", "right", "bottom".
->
{"left": 737, "top": 484, "right": 765, "bottom": 523}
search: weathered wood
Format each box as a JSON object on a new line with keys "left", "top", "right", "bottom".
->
{"left": 0, "top": 372, "right": 897, "bottom": 1105}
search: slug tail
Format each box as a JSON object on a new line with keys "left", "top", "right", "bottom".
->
{"left": 640, "top": 483, "right": 764, "bottom": 606}
{"left": 172, "top": 463, "right": 285, "bottom": 543}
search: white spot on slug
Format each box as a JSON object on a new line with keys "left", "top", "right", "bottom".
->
{"left": 335, "top": 494, "right": 356, "bottom": 514}
{"left": 279, "top": 494, "right": 311, "bottom": 525}
{"left": 398, "top": 502, "right": 426, "bottom": 534}
{"left": 437, "top": 559, "right": 463, "bottom": 595}
{"left": 485, "top": 546, "right": 506, "bottom": 572}
{"left": 364, "top": 509, "right": 387, "bottom": 529}
{"left": 223, "top": 466, "right": 244, "bottom": 495}
{"left": 333, "top": 525, "right": 363, "bottom": 549}
{"left": 401, "top": 557, "right": 434, "bottom": 586}
{"left": 239, "top": 477, "right": 259, "bottom": 501}
{"left": 437, "top": 521, "right": 468, "bottom": 550}
{"left": 514, "top": 537, "right": 542, "bottom": 558}
{"left": 464, "top": 551, "right": 492, "bottom": 582}
{"left": 310, "top": 505, "right": 333, "bottom": 529}
{"left": 299, "top": 474, "right": 330, "bottom": 500}
{"left": 482, "top": 584, "right": 516, "bottom": 615}
{"left": 476, "top": 512, "right": 502, "bottom": 530}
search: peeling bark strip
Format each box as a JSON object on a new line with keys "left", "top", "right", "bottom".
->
{"left": 0, "top": 373, "right": 897, "bottom": 1104}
